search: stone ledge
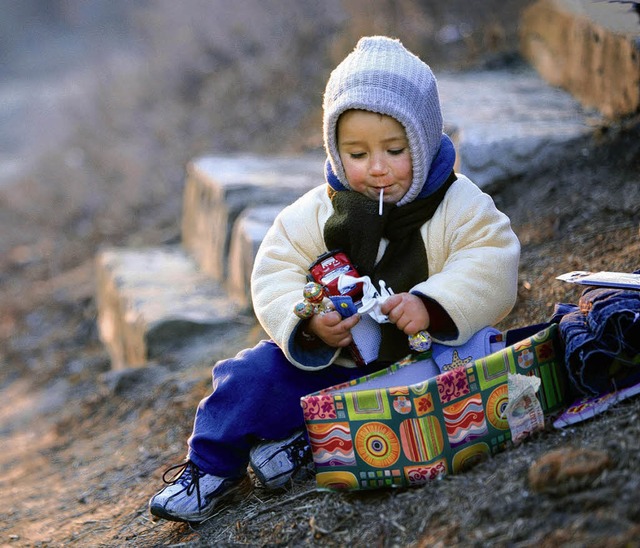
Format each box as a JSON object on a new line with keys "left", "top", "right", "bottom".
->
{"left": 181, "top": 154, "right": 324, "bottom": 283}
{"left": 438, "top": 69, "right": 598, "bottom": 188}
{"left": 226, "top": 205, "right": 285, "bottom": 310}
{"left": 520, "top": 0, "right": 640, "bottom": 119}
{"left": 96, "top": 246, "right": 245, "bottom": 369}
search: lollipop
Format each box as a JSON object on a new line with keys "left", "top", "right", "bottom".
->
{"left": 302, "top": 282, "right": 325, "bottom": 304}
{"left": 293, "top": 282, "right": 332, "bottom": 318}
{"left": 293, "top": 300, "right": 315, "bottom": 319}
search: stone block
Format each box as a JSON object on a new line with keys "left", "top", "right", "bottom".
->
{"left": 226, "top": 205, "right": 285, "bottom": 310}
{"left": 96, "top": 246, "right": 244, "bottom": 369}
{"left": 520, "top": 0, "right": 640, "bottom": 119}
{"left": 181, "top": 154, "right": 324, "bottom": 283}
{"left": 438, "top": 69, "right": 596, "bottom": 188}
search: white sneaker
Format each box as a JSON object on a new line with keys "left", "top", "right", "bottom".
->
{"left": 148, "top": 461, "right": 241, "bottom": 522}
{"left": 249, "top": 430, "right": 313, "bottom": 489}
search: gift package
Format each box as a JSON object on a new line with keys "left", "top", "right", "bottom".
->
{"left": 301, "top": 323, "right": 568, "bottom": 490}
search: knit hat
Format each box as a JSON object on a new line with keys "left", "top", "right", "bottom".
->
{"left": 323, "top": 36, "right": 444, "bottom": 206}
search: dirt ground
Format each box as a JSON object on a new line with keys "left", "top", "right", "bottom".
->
{"left": 2, "top": 3, "right": 640, "bottom": 547}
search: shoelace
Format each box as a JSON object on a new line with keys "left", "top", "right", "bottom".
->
{"left": 162, "top": 461, "right": 204, "bottom": 510}
{"left": 284, "top": 435, "right": 312, "bottom": 466}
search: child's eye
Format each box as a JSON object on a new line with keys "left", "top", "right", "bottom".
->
{"left": 388, "top": 148, "right": 406, "bottom": 156}
{"left": 349, "top": 152, "right": 366, "bottom": 159}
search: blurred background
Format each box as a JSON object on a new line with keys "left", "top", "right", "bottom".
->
{"left": 0, "top": 0, "right": 531, "bottom": 267}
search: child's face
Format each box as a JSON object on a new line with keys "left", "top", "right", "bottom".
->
{"left": 337, "top": 110, "right": 413, "bottom": 204}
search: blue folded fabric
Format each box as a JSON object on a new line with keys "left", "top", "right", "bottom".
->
{"left": 556, "top": 273, "right": 640, "bottom": 396}
{"left": 431, "top": 326, "right": 502, "bottom": 373}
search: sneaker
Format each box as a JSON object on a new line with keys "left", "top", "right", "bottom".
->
{"left": 148, "top": 460, "right": 241, "bottom": 523}
{"left": 249, "top": 430, "right": 313, "bottom": 489}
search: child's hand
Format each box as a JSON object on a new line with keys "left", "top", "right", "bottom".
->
{"left": 380, "top": 293, "right": 430, "bottom": 335}
{"left": 308, "top": 310, "right": 360, "bottom": 348}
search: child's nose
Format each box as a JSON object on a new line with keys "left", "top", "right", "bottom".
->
{"left": 369, "top": 154, "right": 388, "bottom": 176}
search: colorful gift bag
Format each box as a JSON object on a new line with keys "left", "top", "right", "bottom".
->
{"left": 301, "top": 323, "right": 567, "bottom": 490}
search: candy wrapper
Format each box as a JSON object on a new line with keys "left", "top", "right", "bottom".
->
{"left": 303, "top": 251, "right": 381, "bottom": 366}
{"left": 503, "top": 373, "right": 545, "bottom": 445}
{"left": 339, "top": 273, "right": 432, "bottom": 354}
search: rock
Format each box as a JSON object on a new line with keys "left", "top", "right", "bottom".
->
{"left": 181, "top": 154, "right": 324, "bottom": 283}
{"left": 528, "top": 446, "right": 612, "bottom": 495}
{"left": 100, "top": 363, "right": 170, "bottom": 396}
{"left": 95, "top": 246, "right": 246, "bottom": 369}
{"left": 438, "top": 69, "right": 598, "bottom": 188}
{"left": 520, "top": 0, "right": 640, "bottom": 119}
{"left": 226, "top": 205, "right": 285, "bottom": 310}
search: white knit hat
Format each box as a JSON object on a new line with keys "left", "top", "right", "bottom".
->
{"left": 323, "top": 36, "right": 444, "bottom": 206}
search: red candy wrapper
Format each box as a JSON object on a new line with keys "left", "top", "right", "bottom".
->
{"left": 308, "top": 250, "right": 363, "bottom": 301}
{"left": 308, "top": 250, "right": 380, "bottom": 366}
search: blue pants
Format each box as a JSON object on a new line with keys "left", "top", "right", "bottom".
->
{"left": 556, "top": 285, "right": 640, "bottom": 396}
{"left": 187, "top": 340, "right": 388, "bottom": 478}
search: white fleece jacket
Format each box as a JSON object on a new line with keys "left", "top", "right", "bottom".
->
{"left": 251, "top": 175, "right": 520, "bottom": 370}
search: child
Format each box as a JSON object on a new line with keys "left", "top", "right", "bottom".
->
{"left": 149, "top": 35, "right": 520, "bottom": 523}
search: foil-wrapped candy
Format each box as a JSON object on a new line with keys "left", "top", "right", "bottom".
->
{"left": 408, "top": 330, "right": 432, "bottom": 353}
{"left": 293, "top": 300, "right": 315, "bottom": 319}
{"left": 302, "top": 281, "right": 325, "bottom": 304}
{"left": 293, "top": 282, "right": 332, "bottom": 318}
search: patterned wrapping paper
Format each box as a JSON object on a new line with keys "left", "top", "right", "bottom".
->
{"left": 301, "top": 324, "right": 567, "bottom": 490}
